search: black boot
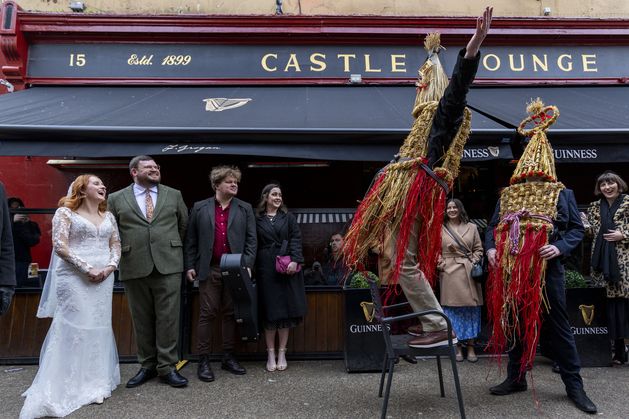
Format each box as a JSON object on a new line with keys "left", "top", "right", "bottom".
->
{"left": 489, "top": 376, "right": 527, "bottom": 396}
{"left": 567, "top": 388, "right": 597, "bottom": 414}
{"left": 197, "top": 354, "right": 215, "bottom": 382}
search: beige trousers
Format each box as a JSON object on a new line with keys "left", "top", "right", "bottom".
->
{"left": 379, "top": 218, "right": 446, "bottom": 332}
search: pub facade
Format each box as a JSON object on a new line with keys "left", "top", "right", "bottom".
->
{"left": 0, "top": 0, "right": 628, "bottom": 363}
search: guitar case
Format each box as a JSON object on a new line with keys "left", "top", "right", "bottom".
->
{"left": 220, "top": 253, "right": 259, "bottom": 342}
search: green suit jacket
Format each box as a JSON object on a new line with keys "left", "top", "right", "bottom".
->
{"left": 108, "top": 183, "right": 188, "bottom": 280}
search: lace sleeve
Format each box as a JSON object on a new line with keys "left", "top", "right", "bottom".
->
{"left": 52, "top": 207, "right": 93, "bottom": 274}
{"left": 106, "top": 211, "right": 121, "bottom": 268}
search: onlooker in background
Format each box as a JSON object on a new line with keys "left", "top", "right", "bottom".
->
{"left": 184, "top": 165, "right": 257, "bottom": 382}
{"left": 303, "top": 261, "right": 325, "bottom": 286}
{"left": 108, "top": 155, "right": 189, "bottom": 389}
{"left": 581, "top": 171, "right": 629, "bottom": 365}
{"left": 0, "top": 182, "right": 15, "bottom": 316}
{"left": 8, "top": 197, "right": 41, "bottom": 287}
{"left": 21, "top": 174, "right": 120, "bottom": 417}
{"left": 322, "top": 233, "right": 349, "bottom": 285}
{"left": 255, "top": 184, "right": 307, "bottom": 372}
{"left": 438, "top": 198, "right": 484, "bottom": 362}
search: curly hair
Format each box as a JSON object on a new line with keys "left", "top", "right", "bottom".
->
{"left": 209, "top": 165, "right": 241, "bottom": 191}
{"left": 58, "top": 174, "right": 107, "bottom": 213}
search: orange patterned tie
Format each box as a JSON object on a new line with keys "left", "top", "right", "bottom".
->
{"left": 145, "top": 189, "right": 154, "bottom": 221}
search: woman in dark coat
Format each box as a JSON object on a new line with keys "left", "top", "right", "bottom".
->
{"left": 255, "top": 184, "right": 307, "bottom": 372}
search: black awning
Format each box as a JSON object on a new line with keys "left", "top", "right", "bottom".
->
{"left": 468, "top": 86, "right": 629, "bottom": 139}
{"left": 0, "top": 86, "right": 512, "bottom": 160}
{"left": 468, "top": 86, "right": 629, "bottom": 163}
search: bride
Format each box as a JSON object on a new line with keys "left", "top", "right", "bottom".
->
{"left": 20, "top": 174, "right": 121, "bottom": 418}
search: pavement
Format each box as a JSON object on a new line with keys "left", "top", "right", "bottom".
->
{"left": 2, "top": 356, "right": 627, "bottom": 418}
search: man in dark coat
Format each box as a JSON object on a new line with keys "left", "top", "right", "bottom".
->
{"left": 484, "top": 100, "right": 597, "bottom": 414}
{"left": 184, "top": 165, "right": 257, "bottom": 382}
{"left": 0, "top": 182, "right": 16, "bottom": 316}
{"left": 8, "top": 197, "right": 41, "bottom": 287}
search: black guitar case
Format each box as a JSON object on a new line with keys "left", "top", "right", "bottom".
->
{"left": 220, "top": 253, "right": 259, "bottom": 342}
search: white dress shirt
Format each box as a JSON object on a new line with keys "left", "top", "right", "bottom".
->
{"left": 133, "top": 183, "right": 158, "bottom": 218}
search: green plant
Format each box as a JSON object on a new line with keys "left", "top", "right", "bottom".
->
{"left": 348, "top": 271, "right": 380, "bottom": 288}
{"left": 565, "top": 269, "right": 587, "bottom": 288}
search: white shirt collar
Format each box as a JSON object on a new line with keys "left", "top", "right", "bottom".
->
{"left": 133, "top": 183, "right": 158, "bottom": 195}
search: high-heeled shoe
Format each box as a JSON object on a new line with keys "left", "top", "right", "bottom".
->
{"left": 277, "top": 348, "right": 288, "bottom": 371}
{"left": 266, "top": 348, "right": 277, "bottom": 372}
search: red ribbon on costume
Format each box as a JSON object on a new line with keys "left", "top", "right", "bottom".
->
{"left": 502, "top": 210, "right": 553, "bottom": 255}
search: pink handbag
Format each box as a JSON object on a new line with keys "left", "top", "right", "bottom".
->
{"left": 275, "top": 240, "right": 301, "bottom": 274}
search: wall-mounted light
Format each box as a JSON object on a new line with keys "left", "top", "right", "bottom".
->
{"left": 349, "top": 74, "right": 362, "bottom": 84}
{"left": 276, "top": 0, "right": 283, "bottom": 15}
{"left": 248, "top": 161, "right": 330, "bottom": 169}
{"left": 47, "top": 159, "right": 128, "bottom": 169}
{"left": 543, "top": 7, "right": 551, "bottom": 16}
{"left": 69, "top": 2, "right": 86, "bottom": 13}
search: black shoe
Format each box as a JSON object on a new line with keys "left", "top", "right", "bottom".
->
{"left": 400, "top": 354, "right": 418, "bottom": 364}
{"left": 126, "top": 368, "right": 158, "bottom": 388}
{"left": 552, "top": 362, "right": 561, "bottom": 374}
{"left": 489, "top": 377, "right": 528, "bottom": 396}
{"left": 197, "top": 355, "right": 215, "bottom": 382}
{"left": 159, "top": 370, "right": 188, "bottom": 387}
{"left": 568, "top": 388, "right": 597, "bottom": 414}
{"left": 221, "top": 356, "right": 246, "bottom": 375}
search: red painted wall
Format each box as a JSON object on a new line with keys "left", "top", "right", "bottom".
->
{"left": 0, "top": 156, "right": 73, "bottom": 267}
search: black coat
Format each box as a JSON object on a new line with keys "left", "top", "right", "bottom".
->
{"left": 255, "top": 211, "right": 307, "bottom": 323}
{"left": 0, "top": 183, "right": 15, "bottom": 287}
{"left": 184, "top": 196, "right": 257, "bottom": 281}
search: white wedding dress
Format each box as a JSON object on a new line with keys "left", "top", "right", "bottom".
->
{"left": 20, "top": 207, "right": 121, "bottom": 419}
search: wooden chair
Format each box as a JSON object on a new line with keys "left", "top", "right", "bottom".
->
{"left": 367, "top": 279, "right": 466, "bottom": 419}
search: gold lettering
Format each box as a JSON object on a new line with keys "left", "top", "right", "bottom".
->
{"left": 390, "top": 54, "right": 406, "bottom": 73}
{"left": 508, "top": 54, "right": 525, "bottom": 72}
{"left": 364, "top": 54, "right": 382, "bottom": 73}
{"left": 69, "top": 53, "right": 86, "bottom": 67}
{"left": 309, "top": 53, "right": 326, "bottom": 72}
{"left": 483, "top": 54, "right": 500, "bottom": 71}
{"left": 261, "top": 53, "right": 278, "bottom": 72}
{"left": 532, "top": 54, "right": 548, "bottom": 72}
{"left": 582, "top": 54, "right": 598, "bottom": 72}
{"left": 557, "top": 54, "right": 573, "bottom": 72}
{"left": 337, "top": 54, "right": 357, "bottom": 72}
{"left": 284, "top": 54, "right": 302, "bottom": 72}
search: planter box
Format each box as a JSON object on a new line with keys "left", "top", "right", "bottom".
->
{"left": 566, "top": 287, "right": 611, "bottom": 367}
{"left": 343, "top": 287, "right": 386, "bottom": 372}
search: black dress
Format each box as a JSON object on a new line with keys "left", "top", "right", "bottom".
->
{"left": 255, "top": 211, "right": 307, "bottom": 329}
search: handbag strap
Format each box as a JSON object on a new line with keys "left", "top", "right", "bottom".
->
{"left": 279, "top": 239, "right": 288, "bottom": 256}
{"left": 443, "top": 224, "right": 473, "bottom": 261}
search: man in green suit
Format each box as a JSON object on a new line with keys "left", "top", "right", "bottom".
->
{"left": 108, "top": 155, "right": 189, "bottom": 388}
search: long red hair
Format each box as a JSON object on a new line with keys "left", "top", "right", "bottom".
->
{"left": 58, "top": 174, "right": 107, "bottom": 213}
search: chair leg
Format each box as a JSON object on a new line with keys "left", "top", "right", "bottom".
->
{"left": 436, "top": 355, "right": 445, "bottom": 397}
{"left": 381, "top": 359, "right": 395, "bottom": 419}
{"left": 378, "top": 352, "right": 388, "bottom": 397}
{"left": 449, "top": 348, "right": 467, "bottom": 419}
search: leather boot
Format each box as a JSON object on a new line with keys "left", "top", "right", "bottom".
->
{"left": 197, "top": 354, "right": 215, "bottom": 382}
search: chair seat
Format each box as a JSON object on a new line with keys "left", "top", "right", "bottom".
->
{"left": 389, "top": 334, "right": 454, "bottom": 357}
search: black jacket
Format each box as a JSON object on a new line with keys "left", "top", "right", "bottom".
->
{"left": 184, "top": 196, "right": 257, "bottom": 281}
{"left": 485, "top": 188, "right": 585, "bottom": 274}
{"left": 426, "top": 48, "right": 481, "bottom": 168}
{"left": 0, "top": 183, "right": 15, "bottom": 287}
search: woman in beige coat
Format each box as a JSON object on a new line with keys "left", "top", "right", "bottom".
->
{"left": 438, "top": 199, "right": 484, "bottom": 362}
